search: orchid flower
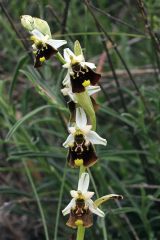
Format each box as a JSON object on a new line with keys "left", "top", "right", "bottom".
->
{"left": 62, "top": 47, "right": 101, "bottom": 93}
{"left": 30, "top": 29, "right": 66, "bottom": 68}
{"left": 62, "top": 173, "right": 123, "bottom": 229}
{"left": 63, "top": 107, "right": 107, "bottom": 167}
{"left": 62, "top": 173, "right": 104, "bottom": 228}
{"left": 21, "top": 15, "right": 66, "bottom": 67}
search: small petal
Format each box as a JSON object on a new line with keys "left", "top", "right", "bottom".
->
{"left": 68, "top": 127, "right": 76, "bottom": 135}
{"left": 62, "top": 71, "right": 70, "bottom": 85}
{"left": 75, "top": 54, "right": 85, "bottom": 62}
{"left": 63, "top": 48, "right": 75, "bottom": 63}
{"left": 76, "top": 107, "right": 87, "bottom": 129}
{"left": 47, "top": 39, "right": 67, "bottom": 49}
{"left": 70, "top": 190, "right": 78, "bottom": 198}
{"left": 63, "top": 134, "right": 74, "bottom": 148}
{"left": 83, "top": 62, "right": 96, "bottom": 69}
{"left": 32, "top": 43, "right": 37, "bottom": 51}
{"left": 82, "top": 125, "right": 92, "bottom": 135}
{"left": 89, "top": 205, "right": 105, "bottom": 217}
{"left": 69, "top": 93, "right": 77, "bottom": 103}
{"left": 86, "top": 85, "right": 101, "bottom": 96}
{"left": 86, "top": 131, "right": 107, "bottom": 146}
{"left": 87, "top": 199, "right": 105, "bottom": 217}
{"left": 31, "top": 29, "right": 44, "bottom": 40}
{"left": 61, "top": 87, "right": 69, "bottom": 96}
{"left": 62, "top": 198, "right": 75, "bottom": 216}
{"left": 83, "top": 191, "right": 94, "bottom": 200}
{"left": 78, "top": 173, "right": 89, "bottom": 193}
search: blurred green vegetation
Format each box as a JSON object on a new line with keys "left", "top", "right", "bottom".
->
{"left": 0, "top": 0, "right": 160, "bottom": 239}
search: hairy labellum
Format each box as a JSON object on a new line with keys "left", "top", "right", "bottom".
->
{"left": 66, "top": 198, "right": 93, "bottom": 229}
{"left": 67, "top": 134, "right": 97, "bottom": 167}
{"left": 70, "top": 63, "right": 101, "bottom": 93}
{"left": 34, "top": 44, "right": 57, "bottom": 68}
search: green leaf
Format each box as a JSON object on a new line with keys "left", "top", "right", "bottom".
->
{"left": 5, "top": 105, "right": 53, "bottom": 141}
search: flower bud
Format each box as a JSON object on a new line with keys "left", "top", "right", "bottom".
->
{"left": 21, "top": 15, "right": 51, "bottom": 37}
{"left": 21, "top": 15, "right": 34, "bottom": 31}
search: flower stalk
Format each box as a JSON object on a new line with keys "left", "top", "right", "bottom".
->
{"left": 55, "top": 52, "right": 66, "bottom": 64}
{"left": 77, "top": 166, "right": 86, "bottom": 240}
{"left": 76, "top": 91, "right": 96, "bottom": 131}
{"left": 76, "top": 225, "right": 85, "bottom": 240}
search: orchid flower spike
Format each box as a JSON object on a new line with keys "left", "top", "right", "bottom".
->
{"left": 62, "top": 173, "right": 105, "bottom": 228}
{"left": 62, "top": 41, "right": 101, "bottom": 93}
{"left": 63, "top": 107, "right": 107, "bottom": 167}
{"left": 21, "top": 15, "right": 67, "bottom": 68}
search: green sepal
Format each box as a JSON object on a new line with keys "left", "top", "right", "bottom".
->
{"left": 94, "top": 194, "right": 123, "bottom": 207}
{"left": 33, "top": 17, "right": 51, "bottom": 37}
{"left": 74, "top": 40, "right": 83, "bottom": 56}
{"left": 75, "top": 91, "right": 96, "bottom": 130}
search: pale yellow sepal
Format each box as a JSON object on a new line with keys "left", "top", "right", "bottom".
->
{"left": 94, "top": 194, "right": 123, "bottom": 207}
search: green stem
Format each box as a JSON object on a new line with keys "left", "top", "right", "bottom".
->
{"left": 76, "top": 225, "right": 85, "bottom": 240}
{"left": 79, "top": 165, "right": 86, "bottom": 177}
{"left": 88, "top": 169, "right": 108, "bottom": 240}
{"left": 76, "top": 165, "right": 86, "bottom": 240}
{"left": 55, "top": 52, "right": 66, "bottom": 64}
{"left": 76, "top": 91, "right": 96, "bottom": 131}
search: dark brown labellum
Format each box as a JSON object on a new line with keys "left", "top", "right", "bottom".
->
{"left": 67, "top": 139, "right": 97, "bottom": 168}
{"left": 70, "top": 65, "right": 101, "bottom": 93}
{"left": 34, "top": 44, "right": 58, "bottom": 68}
{"left": 66, "top": 198, "right": 93, "bottom": 229}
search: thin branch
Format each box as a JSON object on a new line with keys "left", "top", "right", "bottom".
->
{"left": 61, "top": 0, "right": 71, "bottom": 34}
{"left": 102, "top": 67, "right": 159, "bottom": 78}
{"left": 136, "top": 0, "right": 160, "bottom": 53}
{"left": 0, "top": 2, "right": 32, "bottom": 60}
{"left": 89, "top": 2, "right": 144, "bottom": 35}
{"left": 84, "top": 0, "right": 151, "bottom": 116}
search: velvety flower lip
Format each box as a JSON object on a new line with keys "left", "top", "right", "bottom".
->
{"left": 67, "top": 138, "right": 98, "bottom": 168}
{"left": 30, "top": 29, "right": 67, "bottom": 67}
{"left": 62, "top": 48, "right": 101, "bottom": 93}
{"left": 62, "top": 173, "right": 105, "bottom": 217}
{"left": 63, "top": 107, "right": 107, "bottom": 148}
